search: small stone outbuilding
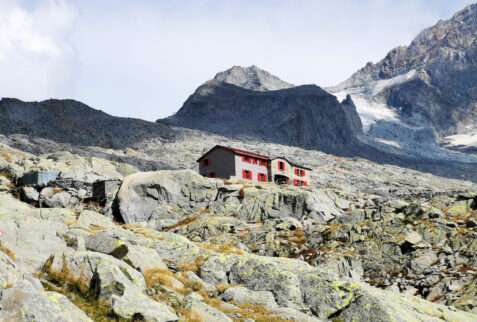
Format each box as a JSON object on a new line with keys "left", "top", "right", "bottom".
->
{"left": 22, "top": 171, "right": 60, "bottom": 187}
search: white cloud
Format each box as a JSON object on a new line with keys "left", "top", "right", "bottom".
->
{"left": 0, "top": 0, "right": 473, "bottom": 121}
{"left": 0, "top": 0, "right": 78, "bottom": 99}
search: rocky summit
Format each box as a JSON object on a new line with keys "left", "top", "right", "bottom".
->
{"left": 213, "top": 65, "right": 295, "bottom": 91}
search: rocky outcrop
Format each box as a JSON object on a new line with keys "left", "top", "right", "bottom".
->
{"left": 116, "top": 169, "right": 343, "bottom": 224}
{"left": 0, "top": 284, "right": 92, "bottom": 322}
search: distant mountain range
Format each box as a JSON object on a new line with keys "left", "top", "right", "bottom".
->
{"left": 161, "top": 4, "right": 477, "bottom": 162}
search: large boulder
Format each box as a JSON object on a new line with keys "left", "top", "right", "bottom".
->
{"left": 0, "top": 283, "right": 92, "bottom": 322}
{"left": 221, "top": 286, "right": 278, "bottom": 309}
{"left": 117, "top": 170, "right": 218, "bottom": 223}
{"left": 47, "top": 250, "right": 177, "bottom": 321}
{"left": 85, "top": 232, "right": 129, "bottom": 259}
{"left": 0, "top": 194, "right": 68, "bottom": 272}
{"left": 47, "top": 251, "right": 147, "bottom": 299}
{"left": 183, "top": 293, "right": 232, "bottom": 322}
{"left": 123, "top": 245, "right": 168, "bottom": 273}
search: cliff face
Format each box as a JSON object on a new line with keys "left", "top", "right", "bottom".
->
{"left": 161, "top": 66, "right": 364, "bottom": 156}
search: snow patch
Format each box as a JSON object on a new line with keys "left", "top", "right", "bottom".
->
{"left": 333, "top": 92, "right": 401, "bottom": 131}
{"left": 372, "top": 70, "right": 417, "bottom": 95}
{"left": 374, "top": 138, "right": 402, "bottom": 148}
{"left": 443, "top": 133, "right": 477, "bottom": 147}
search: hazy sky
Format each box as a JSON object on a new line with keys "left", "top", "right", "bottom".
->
{"left": 0, "top": 0, "right": 474, "bottom": 121}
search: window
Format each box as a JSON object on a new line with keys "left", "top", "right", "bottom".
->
{"left": 252, "top": 159, "right": 257, "bottom": 164}
{"left": 294, "top": 168, "right": 299, "bottom": 175}
{"left": 242, "top": 170, "right": 252, "bottom": 180}
{"left": 302, "top": 181, "right": 307, "bottom": 186}
{"left": 207, "top": 172, "right": 216, "bottom": 178}
{"left": 278, "top": 161, "right": 285, "bottom": 171}
{"left": 201, "top": 159, "right": 210, "bottom": 166}
{"left": 301, "top": 170, "right": 305, "bottom": 176}
{"left": 242, "top": 156, "right": 246, "bottom": 162}
{"left": 257, "top": 173, "right": 267, "bottom": 182}
{"left": 293, "top": 179, "right": 299, "bottom": 186}
{"left": 248, "top": 158, "right": 253, "bottom": 163}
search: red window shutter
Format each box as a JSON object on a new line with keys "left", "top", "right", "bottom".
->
{"left": 304, "top": 181, "right": 307, "bottom": 186}
{"left": 295, "top": 169, "right": 298, "bottom": 175}
{"left": 257, "top": 173, "right": 261, "bottom": 182}
{"left": 208, "top": 160, "right": 211, "bottom": 166}
{"left": 201, "top": 160, "right": 205, "bottom": 166}
{"left": 294, "top": 179, "right": 298, "bottom": 186}
{"left": 265, "top": 162, "right": 268, "bottom": 167}
{"left": 242, "top": 170, "right": 246, "bottom": 178}
{"left": 302, "top": 170, "right": 305, "bottom": 176}
{"left": 242, "top": 156, "right": 246, "bottom": 162}
{"left": 264, "top": 174, "right": 267, "bottom": 182}
{"left": 248, "top": 171, "right": 252, "bottom": 179}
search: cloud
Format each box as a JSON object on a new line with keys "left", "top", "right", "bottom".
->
{"left": 0, "top": 0, "right": 78, "bottom": 100}
{"left": 0, "top": 0, "right": 473, "bottom": 121}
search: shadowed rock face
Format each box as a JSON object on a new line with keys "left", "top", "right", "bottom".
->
{"left": 0, "top": 98, "right": 173, "bottom": 149}
{"left": 339, "top": 4, "right": 477, "bottom": 134}
{"left": 161, "top": 78, "right": 364, "bottom": 155}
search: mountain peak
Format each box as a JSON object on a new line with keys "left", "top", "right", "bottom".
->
{"left": 213, "top": 65, "right": 294, "bottom": 91}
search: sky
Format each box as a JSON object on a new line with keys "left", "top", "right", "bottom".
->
{"left": 0, "top": 0, "right": 474, "bottom": 121}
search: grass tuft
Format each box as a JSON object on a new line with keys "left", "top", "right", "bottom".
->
{"left": 163, "top": 216, "right": 198, "bottom": 232}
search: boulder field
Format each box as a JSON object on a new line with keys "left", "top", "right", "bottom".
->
{"left": 0, "top": 159, "right": 476, "bottom": 321}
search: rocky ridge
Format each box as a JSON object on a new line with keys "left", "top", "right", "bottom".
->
{"left": 161, "top": 79, "right": 365, "bottom": 155}
{"left": 1, "top": 93, "right": 477, "bottom": 182}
